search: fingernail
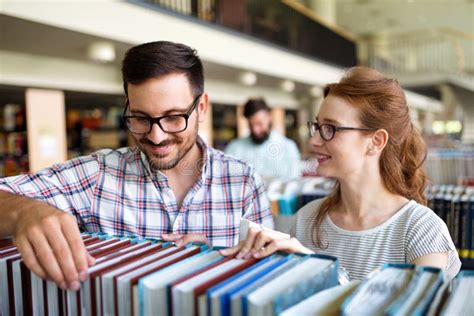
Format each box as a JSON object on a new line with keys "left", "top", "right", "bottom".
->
{"left": 254, "top": 252, "right": 261, "bottom": 258}
{"left": 236, "top": 252, "right": 245, "bottom": 259}
{"left": 175, "top": 240, "right": 182, "bottom": 247}
{"left": 70, "top": 281, "right": 80, "bottom": 291}
{"left": 79, "top": 271, "right": 87, "bottom": 282}
{"left": 59, "top": 282, "right": 67, "bottom": 290}
{"left": 244, "top": 253, "right": 252, "bottom": 259}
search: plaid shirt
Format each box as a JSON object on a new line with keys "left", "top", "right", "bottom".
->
{"left": 0, "top": 138, "right": 273, "bottom": 247}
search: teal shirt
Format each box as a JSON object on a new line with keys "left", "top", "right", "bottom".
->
{"left": 225, "top": 131, "right": 301, "bottom": 181}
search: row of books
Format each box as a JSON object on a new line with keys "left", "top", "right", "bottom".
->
{"left": 425, "top": 149, "right": 474, "bottom": 185}
{"left": 282, "top": 264, "right": 473, "bottom": 316}
{"left": 426, "top": 184, "right": 474, "bottom": 260}
{"left": 0, "top": 232, "right": 339, "bottom": 316}
{"left": 2, "top": 232, "right": 472, "bottom": 315}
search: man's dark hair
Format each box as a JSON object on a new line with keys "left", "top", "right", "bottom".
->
{"left": 122, "top": 41, "right": 204, "bottom": 97}
{"left": 243, "top": 98, "right": 270, "bottom": 119}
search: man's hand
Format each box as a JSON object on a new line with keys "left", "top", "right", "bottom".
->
{"left": 13, "top": 206, "right": 95, "bottom": 291}
{"left": 219, "top": 227, "right": 313, "bottom": 259}
{"left": 161, "top": 233, "right": 210, "bottom": 247}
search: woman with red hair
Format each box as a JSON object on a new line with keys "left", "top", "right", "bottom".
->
{"left": 222, "top": 67, "right": 461, "bottom": 280}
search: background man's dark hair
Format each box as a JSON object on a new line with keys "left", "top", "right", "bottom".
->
{"left": 243, "top": 98, "right": 270, "bottom": 119}
{"left": 122, "top": 41, "right": 204, "bottom": 97}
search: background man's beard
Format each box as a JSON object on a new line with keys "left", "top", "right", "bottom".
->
{"left": 250, "top": 131, "right": 270, "bottom": 144}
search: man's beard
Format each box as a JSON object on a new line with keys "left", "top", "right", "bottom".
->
{"left": 250, "top": 130, "right": 270, "bottom": 145}
{"left": 137, "top": 133, "right": 196, "bottom": 171}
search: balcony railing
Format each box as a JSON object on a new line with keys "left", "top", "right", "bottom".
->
{"left": 132, "top": 0, "right": 357, "bottom": 68}
{"left": 363, "top": 28, "right": 474, "bottom": 88}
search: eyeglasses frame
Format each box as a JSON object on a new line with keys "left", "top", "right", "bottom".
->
{"left": 123, "top": 94, "right": 203, "bottom": 134}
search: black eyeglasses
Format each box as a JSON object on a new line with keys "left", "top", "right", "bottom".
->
{"left": 307, "top": 121, "right": 376, "bottom": 141}
{"left": 123, "top": 94, "right": 202, "bottom": 134}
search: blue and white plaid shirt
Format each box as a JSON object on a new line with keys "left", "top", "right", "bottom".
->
{"left": 0, "top": 138, "right": 273, "bottom": 247}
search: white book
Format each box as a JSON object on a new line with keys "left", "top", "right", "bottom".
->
{"left": 46, "top": 280, "right": 60, "bottom": 316}
{"left": 140, "top": 249, "right": 222, "bottom": 316}
{"left": 0, "top": 252, "right": 21, "bottom": 316}
{"left": 342, "top": 266, "right": 413, "bottom": 316}
{"left": 388, "top": 269, "right": 440, "bottom": 315}
{"left": 80, "top": 242, "right": 163, "bottom": 315}
{"left": 12, "top": 259, "right": 24, "bottom": 316}
{"left": 100, "top": 243, "right": 170, "bottom": 315}
{"left": 31, "top": 271, "right": 45, "bottom": 316}
{"left": 280, "top": 281, "right": 360, "bottom": 316}
{"left": 247, "top": 257, "right": 334, "bottom": 316}
{"left": 173, "top": 259, "right": 246, "bottom": 316}
{"left": 115, "top": 246, "right": 200, "bottom": 316}
{"left": 440, "top": 274, "right": 474, "bottom": 315}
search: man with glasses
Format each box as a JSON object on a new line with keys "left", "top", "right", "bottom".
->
{"left": 0, "top": 41, "right": 273, "bottom": 291}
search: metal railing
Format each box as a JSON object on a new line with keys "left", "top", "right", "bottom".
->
{"left": 363, "top": 28, "right": 474, "bottom": 87}
{"left": 134, "top": 0, "right": 357, "bottom": 67}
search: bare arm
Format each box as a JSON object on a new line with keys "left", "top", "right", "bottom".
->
{"left": 0, "top": 190, "right": 94, "bottom": 290}
{"left": 411, "top": 252, "right": 448, "bottom": 270}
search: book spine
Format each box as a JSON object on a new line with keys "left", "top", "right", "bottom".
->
{"left": 460, "top": 196, "right": 470, "bottom": 259}
{"left": 470, "top": 196, "right": 474, "bottom": 259}
{"left": 452, "top": 196, "right": 461, "bottom": 251}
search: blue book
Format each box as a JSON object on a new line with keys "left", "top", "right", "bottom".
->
{"left": 206, "top": 255, "right": 281, "bottom": 316}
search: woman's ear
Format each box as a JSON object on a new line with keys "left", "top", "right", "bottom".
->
{"left": 367, "top": 129, "right": 389, "bottom": 155}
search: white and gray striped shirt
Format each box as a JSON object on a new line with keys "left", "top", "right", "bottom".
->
{"left": 293, "top": 198, "right": 461, "bottom": 280}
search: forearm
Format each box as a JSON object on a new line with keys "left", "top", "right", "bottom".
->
{"left": 0, "top": 190, "right": 60, "bottom": 237}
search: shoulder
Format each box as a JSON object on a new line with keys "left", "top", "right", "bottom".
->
{"left": 91, "top": 147, "right": 139, "bottom": 165}
{"left": 402, "top": 201, "right": 447, "bottom": 232}
{"left": 207, "top": 146, "right": 257, "bottom": 176}
{"left": 269, "top": 132, "right": 299, "bottom": 151}
{"left": 226, "top": 137, "right": 250, "bottom": 150}
{"left": 295, "top": 198, "right": 326, "bottom": 224}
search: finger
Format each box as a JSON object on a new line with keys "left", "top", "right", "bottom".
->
{"left": 251, "top": 232, "right": 272, "bottom": 254}
{"left": 61, "top": 216, "right": 89, "bottom": 282}
{"left": 254, "top": 238, "right": 306, "bottom": 258}
{"left": 237, "top": 228, "right": 260, "bottom": 259}
{"left": 28, "top": 228, "right": 66, "bottom": 289}
{"left": 43, "top": 222, "right": 80, "bottom": 290}
{"left": 219, "top": 241, "right": 244, "bottom": 256}
{"left": 15, "top": 237, "right": 47, "bottom": 280}
{"left": 161, "top": 233, "right": 184, "bottom": 242}
{"left": 87, "top": 253, "right": 96, "bottom": 266}
{"left": 179, "top": 234, "right": 209, "bottom": 247}
{"left": 253, "top": 239, "right": 282, "bottom": 258}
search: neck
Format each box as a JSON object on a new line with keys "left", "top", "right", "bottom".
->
{"left": 162, "top": 141, "right": 203, "bottom": 180}
{"left": 336, "top": 165, "right": 407, "bottom": 218}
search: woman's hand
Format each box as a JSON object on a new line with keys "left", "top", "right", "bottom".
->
{"left": 219, "top": 227, "right": 313, "bottom": 259}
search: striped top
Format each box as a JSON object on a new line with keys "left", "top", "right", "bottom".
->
{"left": 0, "top": 138, "right": 273, "bottom": 247}
{"left": 293, "top": 198, "right": 461, "bottom": 280}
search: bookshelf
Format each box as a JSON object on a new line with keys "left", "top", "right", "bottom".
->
{"left": 65, "top": 91, "right": 128, "bottom": 158}
{"left": 0, "top": 86, "right": 29, "bottom": 177}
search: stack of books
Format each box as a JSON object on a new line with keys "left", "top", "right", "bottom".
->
{"left": 0, "top": 233, "right": 339, "bottom": 316}
{"left": 281, "top": 264, "right": 473, "bottom": 316}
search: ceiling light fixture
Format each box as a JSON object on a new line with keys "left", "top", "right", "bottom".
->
{"left": 239, "top": 71, "right": 257, "bottom": 86}
{"left": 280, "top": 80, "right": 295, "bottom": 92}
{"left": 87, "top": 41, "right": 116, "bottom": 63}
{"left": 309, "top": 85, "right": 323, "bottom": 98}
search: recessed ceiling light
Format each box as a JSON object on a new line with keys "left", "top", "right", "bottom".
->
{"left": 280, "top": 80, "right": 295, "bottom": 92}
{"left": 239, "top": 71, "right": 257, "bottom": 86}
{"left": 87, "top": 42, "right": 116, "bottom": 63}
